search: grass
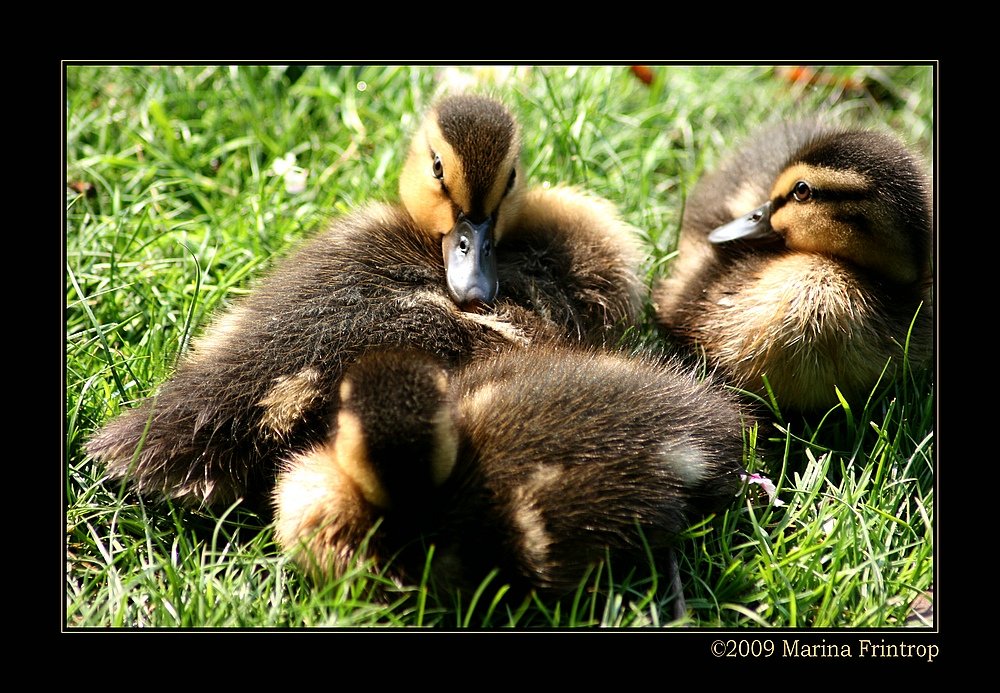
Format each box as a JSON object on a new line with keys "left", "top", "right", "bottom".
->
{"left": 65, "top": 64, "right": 935, "bottom": 630}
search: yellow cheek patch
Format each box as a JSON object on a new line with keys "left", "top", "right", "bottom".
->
{"left": 431, "top": 410, "right": 458, "bottom": 487}
{"left": 771, "top": 204, "right": 847, "bottom": 253}
{"left": 399, "top": 105, "right": 523, "bottom": 240}
{"left": 272, "top": 441, "right": 382, "bottom": 579}
{"left": 334, "top": 408, "right": 390, "bottom": 509}
{"left": 399, "top": 122, "right": 457, "bottom": 236}
{"left": 430, "top": 371, "right": 458, "bottom": 486}
{"left": 770, "top": 164, "right": 918, "bottom": 284}
{"left": 425, "top": 120, "right": 468, "bottom": 213}
{"left": 770, "top": 163, "right": 871, "bottom": 256}
{"left": 273, "top": 441, "right": 350, "bottom": 543}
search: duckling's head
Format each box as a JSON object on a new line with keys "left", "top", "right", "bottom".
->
{"left": 332, "top": 351, "right": 459, "bottom": 511}
{"left": 399, "top": 94, "right": 524, "bottom": 309}
{"left": 708, "top": 128, "right": 931, "bottom": 286}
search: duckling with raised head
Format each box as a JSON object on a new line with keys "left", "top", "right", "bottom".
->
{"left": 273, "top": 346, "right": 750, "bottom": 598}
{"left": 654, "top": 121, "right": 932, "bottom": 412}
{"left": 87, "top": 94, "right": 645, "bottom": 509}
{"left": 401, "top": 95, "right": 644, "bottom": 340}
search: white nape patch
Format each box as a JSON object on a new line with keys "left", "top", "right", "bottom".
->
{"left": 257, "top": 367, "right": 323, "bottom": 438}
{"left": 661, "top": 440, "right": 708, "bottom": 485}
{"left": 726, "top": 181, "right": 767, "bottom": 220}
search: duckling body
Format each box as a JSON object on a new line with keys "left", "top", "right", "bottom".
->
{"left": 273, "top": 347, "right": 749, "bottom": 596}
{"left": 655, "top": 122, "right": 932, "bottom": 412}
{"left": 87, "top": 95, "right": 644, "bottom": 508}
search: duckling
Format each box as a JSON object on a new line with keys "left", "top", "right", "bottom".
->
{"left": 87, "top": 94, "right": 645, "bottom": 509}
{"left": 273, "top": 347, "right": 750, "bottom": 599}
{"left": 400, "top": 95, "right": 644, "bottom": 339}
{"left": 654, "top": 121, "right": 932, "bottom": 412}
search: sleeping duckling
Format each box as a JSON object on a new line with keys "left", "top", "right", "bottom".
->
{"left": 654, "top": 122, "right": 932, "bottom": 412}
{"left": 273, "top": 347, "right": 749, "bottom": 599}
{"left": 87, "top": 94, "right": 645, "bottom": 509}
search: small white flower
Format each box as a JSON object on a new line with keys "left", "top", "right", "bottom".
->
{"left": 740, "top": 472, "right": 787, "bottom": 507}
{"left": 283, "top": 168, "right": 308, "bottom": 194}
{"left": 269, "top": 153, "right": 296, "bottom": 176}
{"left": 268, "top": 153, "right": 309, "bottom": 194}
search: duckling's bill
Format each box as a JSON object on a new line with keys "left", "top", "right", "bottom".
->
{"left": 708, "top": 201, "right": 776, "bottom": 244}
{"left": 443, "top": 215, "right": 499, "bottom": 308}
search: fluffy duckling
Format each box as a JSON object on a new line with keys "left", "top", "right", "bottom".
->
{"left": 88, "top": 94, "right": 644, "bottom": 508}
{"left": 400, "top": 95, "right": 644, "bottom": 338}
{"left": 273, "top": 347, "right": 749, "bottom": 598}
{"left": 654, "top": 122, "right": 932, "bottom": 412}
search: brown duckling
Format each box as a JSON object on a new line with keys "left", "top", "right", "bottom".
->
{"left": 87, "top": 94, "right": 644, "bottom": 508}
{"left": 273, "top": 347, "right": 750, "bottom": 599}
{"left": 654, "top": 121, "right": 932, "bottom": 412}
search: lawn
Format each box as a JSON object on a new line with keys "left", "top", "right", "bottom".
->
{"left": 65, "top": 64, "right": 934, "bottom": 629}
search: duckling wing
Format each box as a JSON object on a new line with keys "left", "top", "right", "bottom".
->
{"left": 498, "top": 186, "right": 645, "bottom": 346}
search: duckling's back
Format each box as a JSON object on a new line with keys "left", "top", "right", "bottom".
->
{"left": 427, "top": 349, "right": 749, "bottom": 594}
{"left": 87, "top": 205, "right": 560, "bottom": 508}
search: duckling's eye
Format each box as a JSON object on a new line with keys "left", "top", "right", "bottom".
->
{"left": 458, "top": 236, "right": 469, "bottom": 254}
{"left": 432, "top": 153, "right": 444, "bottom": 181}
{"left": 793, "top": 180, "right": 813, "bottom": 202}
{"left": 505, "top": 168, "right": 517, "bottom": 193}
